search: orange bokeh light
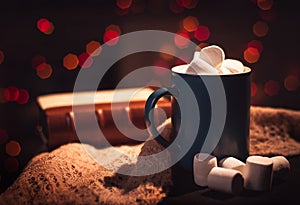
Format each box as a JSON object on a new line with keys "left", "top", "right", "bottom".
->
{"left": 103, "top": 30, "right": 120, "bottom": 46}
{"left": 0, "top": 50, "right": 4, "bottom": 64}
{"left": 174, "top": 31, "right": 190, "bottom": 48}
{"left": 86, "top": 41, "right": 102, "bottom": 57}
{"left": 244, "top": 47, "right": 260, "bottom": 63}
{"left": 257, "top": 0, "right": 273, "bottom": 11}
{"left": 78, "top": 53, "right": 93, "bottom": 69}
{"left": 159, "top": 44, "right": 175, "bottom": 60}
{"left": 264, "top": 80, "right": 280, "bottom": 96}
{"left": 6, "top": 140, "right": 21, "bottom": 157}
{"left": 63, "top": 53, "right": 79, "bottom": 70}
{"left": 194, "top": 25, "right": 210, "bottom": 41}
{"left": 4, "top": 86, "right": 19, "bottom": 102}
{"left": 182, "top": 16, "right": 199, "bottom": 32}
{"left": 36, "top": 63, "right": 53, "bottom": 79}
{"left": 116, "top": 0, "right": 132, "bottom": 9}
{"left": 17, "top": 89, "right": 30, "bottom": 104}
{"left": 253, "top": 21, "right": 269, "bottom": 37}
{"left": 284, "top": 75, "right": 300, "bottom": 91}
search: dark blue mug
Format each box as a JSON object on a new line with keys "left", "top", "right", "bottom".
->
{"left": 145, "top": 64, "right": 251, "bottom": 185}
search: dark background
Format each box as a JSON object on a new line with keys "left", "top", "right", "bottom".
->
{"left": 0, "top": 0, "right": 299, "bottom": 193}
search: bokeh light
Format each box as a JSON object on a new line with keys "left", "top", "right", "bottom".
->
{"left": 86, "top": 41, "right": 102, "bottom": 57}
{"left": 32, "top": 55, "right": 46, "bottom": 69}
{"left": 0, "top": 129, "right": 8, "bottom": 144}
{"left": 4, "top": 157, "right": 19, "bottom": 172}
{"left": 37, "top": 18, "right": 51, "bottom": 33}
{"left": 174, "top": 31, "right": 190, "bottom": 48}
{"left": 103, "top": 30, "right": 119, "bottom": 46}
{"left": 78, "top": 53, "right": 93, "bottom": 69}
{"left": 253, "top": 20, "right": 269, "bottom": 37}
{"left": 176, "top": 0, "right": 199, "bottom": 9}
{"left": 36, "top": 63, "right": 53, "bottom": 79}
{"left": 244, "top": 47, "right": 260, "bottom": 63}
{"left": 43, "top": 22, "right": 55, "bottom": 35}
{"left": 284, "top": 75, "right": 300, "bottom": 91}
{"left": 248, "top": 40, "right": 263, "bottom": 53}
{"left": 264, "top": 80, "right": 280, "bottom": 96}
{"left": 251, "top": 82, "right": 258, "bottom": 97}
{"left": 194, "top": 25, "right": 210, "bottom": 41}
{"left": 169, "top": 0, "right": 184, "bottom": 13}
{"left": 257, "top": 0, "right": 273, "bottom": 11}
{"left": 159, "top": 44, "right": 175, "bottom": 60}
{"left": 4, "top": 86, "right": 19, "bottom": 102}
{"left": 105, "top": 24, "right": 121, "bottom": 35}
{"left": 153, "top": 60, "right": 170, "bottom": 76}
{"left": 5, "top": 140, "right": 21, "bottom": 157}
{"left": 17, "top": 89, "right": 30, "bottom": 104}
{"left": 116, "top": 0, "right": 132, "bottom": 9}
{"left": 182, "top": 16, "right": 199, "bottom": 32}
{"left": 0, "top": 49, "right": 4, "bottom": 64}
{"left": 63, "top": 53, "right": 79, "bottom": 70}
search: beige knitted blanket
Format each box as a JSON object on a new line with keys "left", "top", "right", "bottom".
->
{"left": 1, "top": 106, "right": 300, "bottom": 205}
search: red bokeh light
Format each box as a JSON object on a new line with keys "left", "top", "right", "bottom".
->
{"left": 264, "top": 80, "right": 280, "bottom": 96}
{"left": 32, "top": 55, "right": 46, "bottom": 69}
{"left": 78, "top": 53, "right": 93, "bottom": 69}
{"left": 170, "top": 0, "right": 184, "bottom": 13}
{"left": 174, "top": 31, "right": 190, "bottom": 48}
{"left": 194, "top": 25, "right": 210, "bottom": 41}
{"left": 17, "top": 89, "right": 30, "bottom": 104}
{"left": 36, "top": 63, "right": 53, "bottom": 79}
{"left": 37, "top": 18, "right": 51, "bottom": 33}
{"left": 103, "top": 30, "right": 120, "bottom": 46}
{"left": 116, "top": 0, "right": 132, "bottom": 9}
{"left": 251, "top": 82, "right": 258, "bottom": 97}
{"left": 4, "top": 86, "right": 19, "bottom": 102}
{"left": 248, "top": 40, "right": 263, "bottom": 53}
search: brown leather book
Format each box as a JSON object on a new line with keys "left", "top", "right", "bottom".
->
{"left": 37, "top": 87, "right": 171, "bottom": 150}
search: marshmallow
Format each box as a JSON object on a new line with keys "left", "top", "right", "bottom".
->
{"left": 243, "top": 156, "right": 273, "bottom": 191}
{"left": 207, "top": 167, "right": 244, "bottom": 195}
{"left": 200, "top": 45, "right": 225, "bottom": 69}
{"left": 219, "top": 157, "right": 245, "bottom": 173}
{"left": 193, "top": 153, "right": 217, "bottom": 186}
{"left": 271, "top": 156, "right": 290, "bottom": 183}
{"left": 185, "top": 45, "right": 245, "bottom": 75}
{"left": 187, "top": 51, "right": 218, "bottom": 75}
{"left": 220, "top": 59, "right": 244, "bottom": 74}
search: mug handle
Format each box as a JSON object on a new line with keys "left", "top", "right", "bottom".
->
{"left": 145, "top": 88, "right": 172, "bottom": 148}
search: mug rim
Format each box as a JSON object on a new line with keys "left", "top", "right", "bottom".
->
{"left": 171, "top": 64, "right": 252, "bottom": 76}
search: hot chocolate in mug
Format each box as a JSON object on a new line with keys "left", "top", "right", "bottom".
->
{"left": 145, "top": 64, "right": 251, "bottom": 176}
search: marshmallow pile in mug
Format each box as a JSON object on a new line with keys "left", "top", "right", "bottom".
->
{"left": 185, "top": 45, "right": 246, "bottom": 75}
